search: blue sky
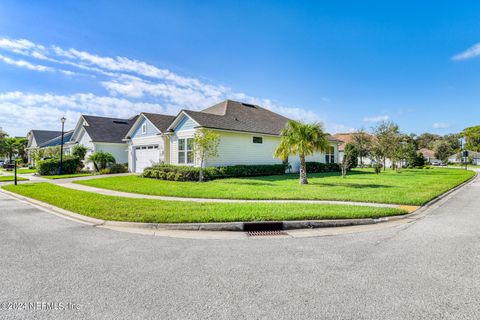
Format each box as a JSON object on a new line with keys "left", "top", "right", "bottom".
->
{"left": 0, "top": 0, "right": 480, "bottom": 136}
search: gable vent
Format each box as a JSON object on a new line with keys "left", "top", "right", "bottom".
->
{"left": 241, "top": 103, "right": 256, "bottom": 108}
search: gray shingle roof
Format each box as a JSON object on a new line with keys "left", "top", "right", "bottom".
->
{"left": 39, "top": 131, "right": 74, "bottom": 148}
{"left": 83, "top": 115, "right": 138, "bottom": 143}
{"left": 30, "top": 130, "right": 63, "bottom": 146}
{"left": 179, "top": 100, "right": 340, "bottom": 142}
{"left": 182, "top": 100, "right": 290, "bottom": 136}
{"left": 142, "top": 113, "right": 177, "bottom": 133}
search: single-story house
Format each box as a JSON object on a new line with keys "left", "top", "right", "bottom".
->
{"left": 448, "top": 150, "right": 480, "bottom": 165}
{"left": 125, "top": 100, "right": 341, "bottom": 173}
{"left": 26, "top": 129, "right": 65, "bottom": 166}
{"left": 333, "top": 132, "right": 393, "bottom": 167}
{"left": 66, "top": 115, "right": 138, "bottom": 170}
{"left": 418, "top": 148, "right": 437, "bottom": 164}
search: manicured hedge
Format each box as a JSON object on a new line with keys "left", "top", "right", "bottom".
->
{"left": 37, "top": 157, "right": 82, "bottom": 175}
{"left": 305, "top": 162, "right": 340, "bottom": 173}
{"left": 143, "top": 164, "right": 287, "bottom": 181}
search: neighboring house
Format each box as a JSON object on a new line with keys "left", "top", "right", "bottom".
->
{"left": 419, "top": 148, "right": 437, "bottom": 164}
{"left": 333, "top": 133, "right": 354, "bottom": 162}
{"left": 333, "top": 132, "right": 392, "bottom": 167}
{"left": 448, "top": 150, "right": 480, "bottom": 165}
{"left": 25, "top": 129, "right": 63, "bottom": 166}
{"left": 125, "top": 100, "right": 341, "bottom": 173}
{"left": 67, "top": 115, "right": 138, "bottom": 170}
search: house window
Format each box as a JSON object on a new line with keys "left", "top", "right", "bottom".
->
{"left": 325, "top": 146, "right": 335, "bottom": 163}
{"left": 141, "top": 123, "right": 147, "bottom": 134}
{"left": 252, "top": 136, "right": 263, "bottom": 144}
{"left": 178, "top": 138, "right": 194, "bottom": 164}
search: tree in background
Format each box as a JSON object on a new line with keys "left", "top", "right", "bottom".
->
{"left": 372, "top": 121, "right": 402, "bottom": 171}
{"left": 462, "top": 125, "right": 480, "bottom": 152}
{"left": 416, "top": 133, "right": 442, "bottom": 149}
{"left": 72, "top": 145, "right": 88, "bottom": 161}
{"left": 340, "top": 143, "right": 358, "bottom": 177}
{"left": 433, "top": 140, "right": 453, "bottom": 163}
{"left": 193, "top": 128, "right": 220, "bottom": 182}
{"left": 343, "top": 143, "right": 358, "bottom": 169}
{"left": 275, "top": 120, "right": 330, "bottom": 184}
{"left": 351, "top": 129, "right": 371, "bottom": 167}
{"left": 3, "top": 137, "right": 27, "bottom": 162}
{"left": 0, "top": 129, "right": 9, "bottom": 159}
{"left": 88, "top": 151, "right": 116, "bottom": 172}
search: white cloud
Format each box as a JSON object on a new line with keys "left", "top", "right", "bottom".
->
{"left": 0, "top": 37, "right": 325, "bottom": 135}
{"left": 363, "top": 115, "right": 389, "bottom": 122}
{"left": 432, "top": 122, "right": 450, "bottom": 129}
{"left": 452, "top": 43, "right": 480, "bottom": 61}
{"left": 0, "top": 54, "right": 53, "bottom": 72}
{"left": 0, "top": 92, "right": 168, "bottom": 136}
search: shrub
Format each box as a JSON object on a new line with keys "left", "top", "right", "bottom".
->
{"left": 305, "top": 162, "right": 340, "bottom": 173}
{"left": 373, "top": 163, "right": 383, "bottom": 174}
{"left": 88, "top": 151, "right": 116, "bottom": 171}
{"left": 98, "top": 164, "right": 128, "bottom": 175}
{"left": 37, "top": 157, "right": 82, "bottom": 175}
{"left": 143, "top": 164, "right": 287, "bottom": 182}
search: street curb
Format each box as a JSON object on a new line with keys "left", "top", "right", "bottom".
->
{"left": 0, "top": 170, "right": 476, "bottom": 232}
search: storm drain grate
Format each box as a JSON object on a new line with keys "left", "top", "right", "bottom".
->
{"left": 247, "top": 230, "right": 289, "bottom": 237}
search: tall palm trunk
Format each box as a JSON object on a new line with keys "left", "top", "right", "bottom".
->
{"left": 299, "top": 153, "right": 308, "bottom": 184}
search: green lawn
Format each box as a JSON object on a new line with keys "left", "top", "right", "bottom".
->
{"left": 75, "top": 168, "right": 475, "bottom": 205}
{"left": 41, "top": 173, "right": 93, "bottom": 180}
{"left": 0, "top": 176, "right": 28, "bottom": 182}
{"left": 2, "top": 183, "right": 406, "bottom": 223}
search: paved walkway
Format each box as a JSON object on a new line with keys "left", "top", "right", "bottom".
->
{"left": 58, "top": 181, "right": 412, "bottom": 209}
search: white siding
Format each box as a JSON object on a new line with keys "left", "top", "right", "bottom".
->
{"left": 204, "top": 132, "right": 283, "bottom": 167}
{"left": 94, "top": 143, "right": 128, "bottom": 165}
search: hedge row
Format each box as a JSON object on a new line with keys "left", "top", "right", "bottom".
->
{"left": 37, "top": 157, "right": 82, "bottom": 175}
{"left": 305, "top": 162, "right": 340, "bottom": 173}
{"left": 143, "top": 164, "right": 287, "bottom": 181}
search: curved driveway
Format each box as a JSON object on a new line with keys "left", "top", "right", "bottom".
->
{"left": 1, "top": 174, "right": 480, "bottom": 319}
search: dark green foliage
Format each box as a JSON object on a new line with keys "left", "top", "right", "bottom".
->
{"left": 88, "top": 151, "right": 116, "bottom": 171}
{"left": 143, "top": 164, "right": 288, "bottom": 181}
{"left": 304, "top": 162, "right": 340, "bottom": 173}
{"left": 408, "top": 152, "right": 426, "bottom": 168}
{"left": 72, "top": 145, "right": 88, "bottom": 160}
{"left": 344, "top": 143, "right": 359, "bottom": 169}
{"left": 99, "top": 164, "right": 128, "bottom": 174}
{"left": 373, "top": 163, "right": 383, "bottom": 174}
{"left": 37, "top": 157, "right": 82, "bottom": 175}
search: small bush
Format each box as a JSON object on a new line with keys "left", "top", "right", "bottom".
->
{"left": 305, "top": 162, "right": 340, "bottom": 173}
{"left": 98, "top": 164, "right": 128, "bottom": 175}
{"left": 38, "top": 157, "right": 82, "bottom": 175}
{"left": 143, "top": 164, "right": 287, "bottom": 181}
{"left": 373, "top": 163, "right": 383, "bottom": 174}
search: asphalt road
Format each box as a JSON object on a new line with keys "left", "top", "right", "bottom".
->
{"left": 1, "top": 177, "right": 480, "bottom": 319}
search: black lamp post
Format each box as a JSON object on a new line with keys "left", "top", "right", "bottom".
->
{"left": 60, "top": 117, "right": 66, "bottom": 175}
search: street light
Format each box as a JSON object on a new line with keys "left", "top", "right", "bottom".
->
{"left": 60, "top": 117, "right": 66, "bottom": 175}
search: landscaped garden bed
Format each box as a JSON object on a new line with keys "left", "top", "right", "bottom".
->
{"left": 75, "top": 168, "right": 475, "bottom": 205}
{"left": 2, "top": 183, "right": 406, "bottom": 223}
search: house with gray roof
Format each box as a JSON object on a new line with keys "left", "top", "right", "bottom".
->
{"left": 67, "top": 115, "right": 138, "bottom": 170}
{"left": 26, "top": 129, "right": 67, "bottom": 165}
{"left": 125, "top": 100, "right": 340, "bottom": 173}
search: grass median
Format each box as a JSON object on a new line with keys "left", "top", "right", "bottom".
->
{"left": 2, "top": 183, "right": 406, "bottom": 223}
{"left": 75, "top": 168, "right": 475, "bottom": 205}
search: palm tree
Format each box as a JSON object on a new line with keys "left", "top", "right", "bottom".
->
{"left": 275, "top": 120, "right": 330, "bottom": 184}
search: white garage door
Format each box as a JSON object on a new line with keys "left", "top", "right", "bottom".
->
{"left": 134, "top": 145, "right": 160, "bottom": 173}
